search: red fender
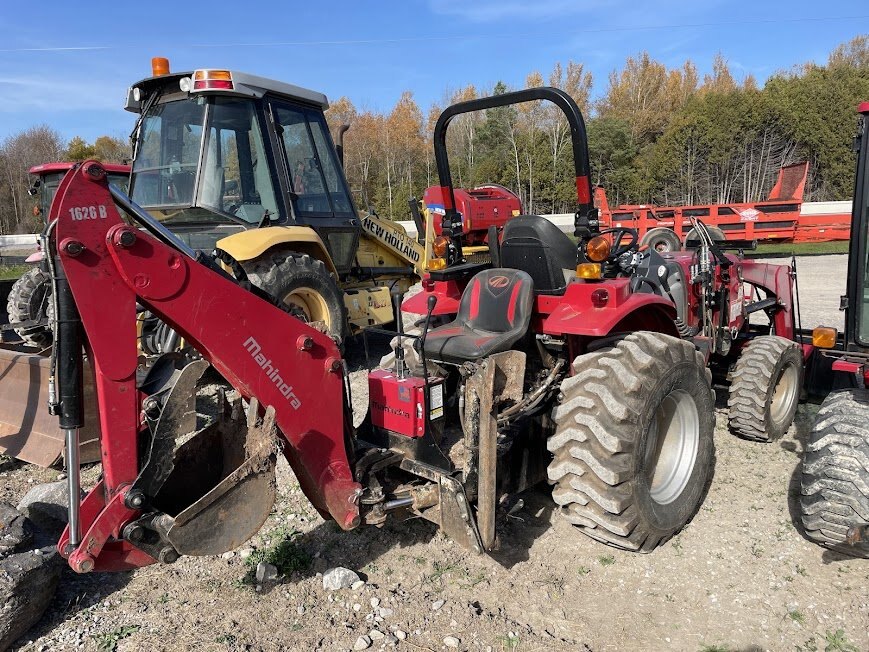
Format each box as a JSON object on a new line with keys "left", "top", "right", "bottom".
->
{"left": 540, "top": 278, "right": 678, "bottom": 338}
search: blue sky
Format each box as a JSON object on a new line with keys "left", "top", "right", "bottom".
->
{"left": 0, "top": 1, "right": 866, "bottom": 144}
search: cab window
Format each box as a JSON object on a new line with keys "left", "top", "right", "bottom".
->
{"left": 272, "top": 103, "right": 354, "bottom": 218}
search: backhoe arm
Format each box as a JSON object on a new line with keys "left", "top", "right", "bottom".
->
{"left": 51, "top": 162, "right": 359, "bottom": 573}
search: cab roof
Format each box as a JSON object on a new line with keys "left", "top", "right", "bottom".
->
{"left": 29, "top": 162, "right": 131, "bottom": 176}
{"left": 125, "top": 70, "right": 329, "bottom": 113}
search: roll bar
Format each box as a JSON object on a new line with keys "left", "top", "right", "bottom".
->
{"left": 432, "top": 87, "right": 598, "bottom": 258}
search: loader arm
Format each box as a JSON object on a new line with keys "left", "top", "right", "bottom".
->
{"left": 50, "top": 162, "right": 359, "bottom": 573}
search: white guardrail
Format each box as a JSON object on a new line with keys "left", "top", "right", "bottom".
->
{"left": 1, "top": 200, "right": 852, "bottom": 250}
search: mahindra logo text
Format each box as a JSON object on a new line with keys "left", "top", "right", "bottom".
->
{"left": 243, "top": 337, "right": 302, "bottom": 409}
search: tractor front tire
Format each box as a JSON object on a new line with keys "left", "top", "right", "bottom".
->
{"left": 640, "top": 228, "right": 681, "bottom": 253}
{"left": 548, "top": 332, "right": 715, "bottom": 552}
{"left": 6, "top": 266, "right": 53, "bottom": 348}
{"left": 799, "top": 390, "right": 869, "bottom": 558}
{"left": 727, "top": 336, "right": 802, "bottom": 442}
{"left": 243, "top": 253, "right": 346, "bottom": 345}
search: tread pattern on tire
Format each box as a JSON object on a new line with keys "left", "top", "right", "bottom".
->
{"left": 6, "top": 266, "right": 53, "bottom": 348}
{"left": 243, "top": 252, "right": 346, "bottom": 344}
{"left": 727, "top": 335, "right": 802, "bottom": 442}
{"left": 547, "top": 331, "right": 713, "bottom": 552}
{"left": 799, "top": 389, "right": 869, "bottom": 558}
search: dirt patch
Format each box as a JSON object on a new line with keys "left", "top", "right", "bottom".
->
{"left": 2, "top": 395, "right": 866, "bottom": 652}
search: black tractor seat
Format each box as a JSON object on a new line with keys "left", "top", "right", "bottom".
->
{"left": 423, "top": 268, "right": 534, "bottom": 364}
{"left": 499, "top": 215, "right": 578, "bottom": 295}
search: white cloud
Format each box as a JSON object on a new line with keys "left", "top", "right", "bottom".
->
{"left": 0, "top": 75, "right": 123, "bottom": 113}
{"left": 428, "top": 0, "right": 607, "bottom": 22}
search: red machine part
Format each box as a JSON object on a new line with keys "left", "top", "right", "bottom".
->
{"left": 51, "top": 162, "right": 360, "bottom": 572}
{"left": 424, "top": 184, "right": 521, "bottom": 245}
{"left": 368, "top": 370, "right": 444, "bottom": 438}
{"left": 595, "top": 162, "right": 851, "bottom": 244}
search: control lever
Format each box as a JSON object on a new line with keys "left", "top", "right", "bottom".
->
{"left": 390, "top": 287, "right": 406, "bottom": 378}
{"left": 420, "top": 295, "right": 438, "bottom": 348}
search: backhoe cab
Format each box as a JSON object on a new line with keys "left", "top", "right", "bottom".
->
{"left": 125, "top": 59, "right": 423, "bottom": 339}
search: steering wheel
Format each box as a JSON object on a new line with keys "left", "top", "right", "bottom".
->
{"left": 598, "top": 227, "right": 639, "bottom": 260}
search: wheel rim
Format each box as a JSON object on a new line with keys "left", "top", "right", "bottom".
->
{"left": 653, "top": 239, "right": 674, "bottom": 253}
{"left": 647, "top": 389, "right": 700, "bottom": 505}
{"left": 770, "top": 362, "right": 799, "bottom": 425}
{"left": 282, "top": 287, "right": 331, "bottom": 328}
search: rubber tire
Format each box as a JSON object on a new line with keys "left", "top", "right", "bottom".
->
{"left": 727, "top": 336, "right": 803, "bottom": 442}
{"left": 640, "top": 228, "right": 681, "bottom": 253}
{"left": 682, "top": 226, "right": 725, "bottom": 249}
{"left": 243, "top": 252, "right": 347, "bottom": 345}
{"left": 547, "top": 332, "right": 716, "bottom": 552}
{"left": 6, "top": 266, "right": 53, "bottom": 348}
{"left": 799, "top": 389, "right": 869, "bottom": 558}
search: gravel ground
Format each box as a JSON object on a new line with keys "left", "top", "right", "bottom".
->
{"left": 1, "top": 253, "right": 866, "bottom": 652}
{"left": 763, "top": 254, "right": 847, "bottom": 332}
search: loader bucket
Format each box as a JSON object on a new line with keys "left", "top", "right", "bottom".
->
{"left": 0, "top": 344, "right": 100, "bottom": 466}
{"left": 150, "top": 395, "right": 278, "bottom": 556}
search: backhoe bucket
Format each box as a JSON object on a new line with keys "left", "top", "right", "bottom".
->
{"left": 150, "top": 395, "right": 278, "bottom": 556}
{"left": 0, "top": 344, "right": 100, "bottom": 466}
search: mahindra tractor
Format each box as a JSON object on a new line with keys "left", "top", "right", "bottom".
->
{"left": 41, "top": 87, "right": 805, "bottom": 580}
{"left": 124, "top": 58, "right": 427, "bottom": 344}
{"left": 5, "top": 162, "right": 130, "bottom": 348}
{"left": 799, "top": 101, "right": 869, "bottom": 558}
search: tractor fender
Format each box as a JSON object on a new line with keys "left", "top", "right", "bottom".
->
{"left": 540, "top": 278, "right": 678, "bottom": 338}
{"left": 216, "top": 226, "right": 337, "bottom": 275}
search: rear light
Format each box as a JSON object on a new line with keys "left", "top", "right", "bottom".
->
{"left": 575, "top": 263, "right": 602, "bottom": 280}
{"left": 431, "top": 235, "right": 450, "bottom": 258}
{"left": 812, "top": 326, "right": 837, "bottom": 349}
{"left": 585, "top": 235, "right": 611, "bottom": 262}
{"left": 192, "top": 69, "right": 234, "bottom": 91}
{"left": 591, "top": 288, "right": 609, "bottom": 308}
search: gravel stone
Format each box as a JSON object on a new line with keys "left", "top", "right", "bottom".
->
{"left": 353, "top": 634, "right": 372, "bottom": 650}
{"left": 323, "top": 567, "right": 361, "bottom": 591}
{"left": 444, "top": 635, "right": 460, "bottom": 648}
{"left": 432, "top": 599, "right": 445, "bottom": 611}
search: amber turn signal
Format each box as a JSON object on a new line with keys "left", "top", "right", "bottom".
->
{"left": 812, "top": 326, "right": 837, "bottom": 349}
{"left": 431, "top": 235, "right": 450, "bottom": 258}
{"left": 585, "top": 235, "right": 611, "bottom": 263}
{"left": 427, "top": 257, "right": 447, "bottom": 271}
{"left": 576, "top": 263, "right": 602, "bottom": 279}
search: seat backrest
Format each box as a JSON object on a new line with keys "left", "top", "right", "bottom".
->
{"left": 456, "top": 268, "right": 534, "bottom": 333}
{"left": 500, "top": 215, "right": 577, "bottom": 294}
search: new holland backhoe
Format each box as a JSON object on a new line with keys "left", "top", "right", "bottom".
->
{"left": 125, "top": 58, "right": 428, "bottom": 342}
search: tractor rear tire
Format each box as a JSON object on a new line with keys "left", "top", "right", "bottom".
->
{"left": 682, "top": 226, "right": 725, "bottom": 249}
{"left": 640, "top": 228, "right": 681, "bottom": 253}
{"left": 727, "top": 336, "right": 802, "bottom": 442}
{"left": 799, "top": 390, "right": 869, "bottom": 558}
{"left": 243, "top": 253, "right": 346, "bottom": 345}
{"left": 547, "top": 332, "right": 715, "bottom": 552}
{"left": 6, "top": 266, "right": 53, "bottom": 348}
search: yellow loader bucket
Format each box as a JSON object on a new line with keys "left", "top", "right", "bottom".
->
{"left": 0, "top": 344, "right": 101, "bottom": 467}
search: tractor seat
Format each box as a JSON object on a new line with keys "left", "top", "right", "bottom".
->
{"left": 423, "top": 268, "right": 534, "bottom": 364}
{"left": 500, "top": 215, "right": 577, "bottom": 295}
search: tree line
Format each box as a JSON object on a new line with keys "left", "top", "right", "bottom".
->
{"left": 0, "top": 132, "right": 129, "bottom": 235}
{"left": 1, "top": 37, "right": 866, "bottom": 234}
{"left": 326, "top": 36, "right": 868, "bottom": 220}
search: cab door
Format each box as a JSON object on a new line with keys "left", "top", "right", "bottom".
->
{"left": 267, "top": 100, "right": 360, "bottom": 275}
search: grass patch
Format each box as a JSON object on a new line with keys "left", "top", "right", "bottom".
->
{"left": 0, "top": 264, "right": 28, "bottom": 281}
{"left": 823, "top": 629, "right": 859, "bottom": 652}
{"left": 752, "top": 241, "right": 849, "bottom": 256}
{"left": 92, "top": 625, "right": 140, "bottom": 651}
{"left": 243, "top": 526, "right": 310, "bottom": 583}
{"left": 597, "top": 554, "right": 615, "bottom": 566}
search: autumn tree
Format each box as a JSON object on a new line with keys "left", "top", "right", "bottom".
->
{"left": 0, "top": 125, "right": 64, "bottom": 233}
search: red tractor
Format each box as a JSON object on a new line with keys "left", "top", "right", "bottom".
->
{"left": 798, "top": 102, "right": 869, "bottom": 558}
{"left": 44, "top": 87, "right": 803, "bottom": 576}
